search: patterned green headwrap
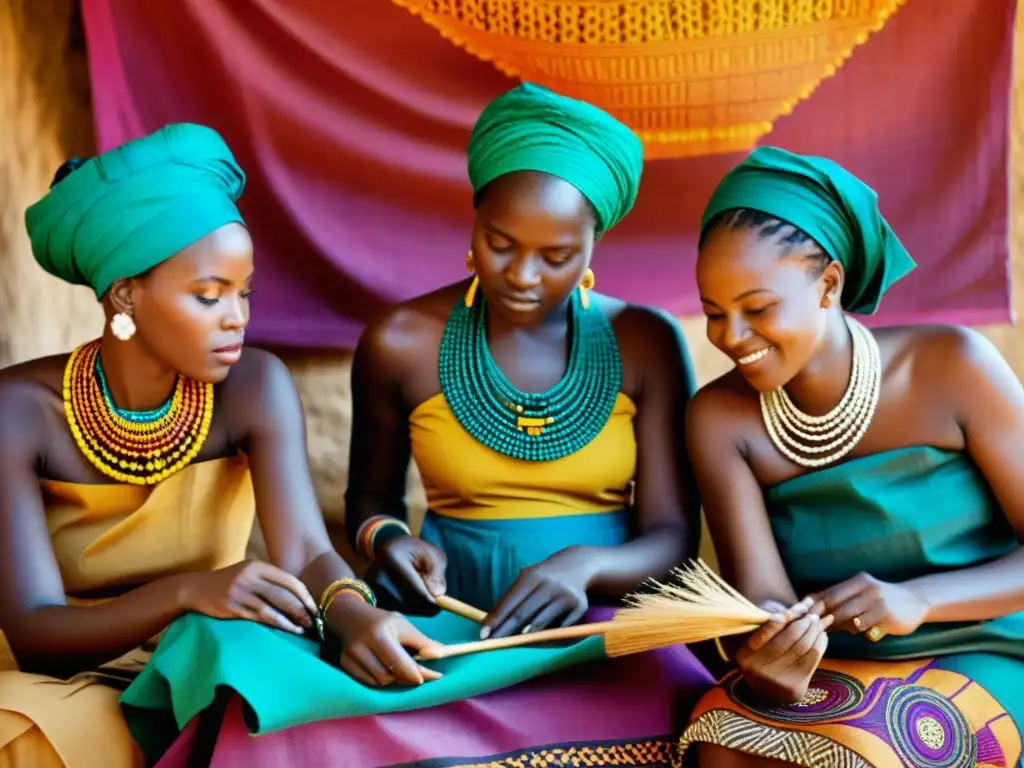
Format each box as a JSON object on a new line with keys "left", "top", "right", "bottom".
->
{"left": 700, "top": 146, "right": 916, "bottom": 315}
{"left": 25, "top": 123, "right": 246, "bottom": 300}
{"left": 467, "top": 83, "right": 644, "bottom": 234}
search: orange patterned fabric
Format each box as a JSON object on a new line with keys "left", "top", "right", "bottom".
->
{"left": 681, "top": 658, "right": 1022, "bottom": 767}
{"left": 391, "top": 0, "right": 908, "bottom": 158}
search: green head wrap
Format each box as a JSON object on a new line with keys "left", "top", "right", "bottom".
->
{"left": 700, "top": 146, "right": 916, "bottom": 315}
{"left": 25, "top": 123, "right": 246, "bottom": 300}
{"left": 467, "top": 83, "right": 644, "bottom": 234}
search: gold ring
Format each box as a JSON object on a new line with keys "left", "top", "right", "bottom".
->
{"left": 866, "top": 626, "right": 883, "bottom": 642}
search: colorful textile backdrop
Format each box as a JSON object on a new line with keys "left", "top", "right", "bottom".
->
{"left": 390, "top": 0, "right": 910, "bottom": 159}
{"left": 80, "top": 0, "right": 1014, "bottom": 349}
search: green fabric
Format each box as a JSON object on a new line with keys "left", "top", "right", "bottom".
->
{"left": 766, "top": 446, "right": 1024, "bottom": 660}
{"left": 120, "top": 510, "right": 628, "bottom": 757}
{"left": 700, "top": 146, "right": 916, "bottom": 315}
{"left": 25, "top": 123, "right": 246, "bottom": 299}
{"left": 119, "top": 613, "right": 605, "bottom": 746}
{"left": 438, "top": 290, "right": 622, "bottom": 462}
{"left": 467, "top": 82, "right": 643, "bottom": 233}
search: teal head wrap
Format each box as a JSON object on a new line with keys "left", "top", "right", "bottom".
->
{"left": 467, "top": 83, "right": 644, "bottom": 234}
{"left": 700, "top": 146, "right": 916, "bottom": 315}
{"left": 25, "top": 123, "right": 246, "bottom": 300}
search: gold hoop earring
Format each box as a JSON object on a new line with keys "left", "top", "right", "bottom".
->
{"left": 464, "top": 276, "right": 479, "bottom": 308}
{"left": 579, "top": 268, "right": 595, "bottom": 310}
{"left": 464, "top": 250, "right": 479, "bottom": 308}
{"left": 110, "top": 312, "right": 136, "bottom": 341}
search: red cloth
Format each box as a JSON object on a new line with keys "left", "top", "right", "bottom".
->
{"left": 81, "top": 0, "right": 1014, "bottom": 348}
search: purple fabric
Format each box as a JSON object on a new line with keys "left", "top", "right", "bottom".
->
{"left": 80, "top": 0, "right": 1014, "bottom": 348}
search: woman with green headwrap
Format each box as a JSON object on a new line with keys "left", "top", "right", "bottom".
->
{"left": 0, "top": 124, "right": 443, "bottom": 768}
{"left": 680, "top": 146, "right": 1023, "bottom": 767}
{"left": 141, "top": 83, "right": 713, "bottom": 768}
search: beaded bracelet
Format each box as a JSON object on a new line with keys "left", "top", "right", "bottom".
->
{"left": 355, "top": 515, "right": 412, "bottom": 561}
{"left": 314, "top": 577, "right": 377, "bottom": 642}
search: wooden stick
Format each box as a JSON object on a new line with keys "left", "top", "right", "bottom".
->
{"left": 434, "top": 595, "right": 488, "bottom": 624}
{"left": 416, "top": 620, "right": 616, "bottom": 660}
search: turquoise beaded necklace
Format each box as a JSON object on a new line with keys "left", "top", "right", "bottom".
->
{"left": 94, "top": 355, "right": 175, "bottom": 424}
{"left": 438, "top": 289, "right": 622, "bottom": 462}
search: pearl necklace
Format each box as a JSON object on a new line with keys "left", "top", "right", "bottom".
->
{"left": 760, "top": 317, "right": 881, "bottom": 468}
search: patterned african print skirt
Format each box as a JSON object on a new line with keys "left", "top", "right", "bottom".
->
{"left": 680, "top": 657, "right": 1022, "bottom": 767}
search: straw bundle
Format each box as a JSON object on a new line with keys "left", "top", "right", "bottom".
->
{"left": 418, "top": 559, "right": 771, "bottom": 661}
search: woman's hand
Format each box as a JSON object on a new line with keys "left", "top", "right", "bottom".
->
{"left": 376, "top": 536, "right": 448, "bottom": 612}
{"left": 483, "top": 548, "right": 593, "bottom": 639}
{"left": 178, "top": 560, "right": 318, "bottom": 635}
{"left": 810, "top": 572, "right": 930, "bottom": 641}
{"left": 328, "top": 595, "right": 443, "bottom": 687}
{"left": 735, "top": 598, "right": 833, "bottom": 705}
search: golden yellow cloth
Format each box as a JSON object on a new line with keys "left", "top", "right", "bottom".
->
{"left": 409, "top": 392, "right": 636, "bottom": 520}
{"left": 0, "top": 457, "right": 255, "bottom": 768}
{"left": 392, "top": 0, "right": 907, "bottom": 158}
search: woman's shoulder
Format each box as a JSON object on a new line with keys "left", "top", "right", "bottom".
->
{"left": 220, "top": 346, "right": 287, "bottom": 385}
{"left": 0, "top": 355, "right": 69, "bottom": 455}
{"left": 602, "top": 298, "right": 697, "bottom": 400}
{"left": 689, "top": 369, "right": 756, "bottom": 421}
{"left": 874, "top": 321, "right": 984, "bottom": 354}
{"left": 605, "top": 299, "right": 690, "bottom": 361}
{"left": 0, "top": 354, "right": 69, "bottom": 407}
{"left": 353, "top": 282, "right": 466, "bottom": 378}
{"left": 874, "top": 322, "right": 1005, "bottom": 392}
{"left": 217, "top": 347, "right": 314, "bottom": 419}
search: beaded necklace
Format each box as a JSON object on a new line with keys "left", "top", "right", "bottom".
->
{"left": 760, "top": 316, "right": 881, "bottom": 468}
{"left": 95, "top": 355, "right": 173, "bottom": 423}
{"left": 438, "top": 290, "right": 622, "bottom": 462}
{"left": 63, "top": 339, "right": 214, "bottom": 485}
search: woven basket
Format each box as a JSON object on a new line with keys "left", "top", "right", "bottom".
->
{"left": 393, "top": 0, "right": 907, "bottom": 159}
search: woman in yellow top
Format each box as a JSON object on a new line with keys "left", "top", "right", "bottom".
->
{"left": 159, "top": 83, "right": 713, "bottom": 767}
{"left": 0, "top": 123, "right": 438, "bottom": 768}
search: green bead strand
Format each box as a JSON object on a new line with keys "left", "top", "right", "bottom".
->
{"left": 438, "top": 289, "right": 622, "bottom": 461}
{"left": 95, "top": 355, "right": 174, "bottom": 424}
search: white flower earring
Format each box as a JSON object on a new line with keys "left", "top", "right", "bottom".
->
{"left": 110, "top": 312, "right": 137, "bottom": 341}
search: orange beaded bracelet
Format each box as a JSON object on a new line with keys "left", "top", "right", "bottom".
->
{"left": 355, "top": 515, "right": 411, "bottom": 561}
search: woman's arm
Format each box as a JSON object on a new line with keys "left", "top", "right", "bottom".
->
{"left": 685, "top": 382, "right": 801, "bottom": 655}
{"left": 686, "top": 383, "right": 832, "bottom": 700}
{"left": 686, "top": 384, "right": 797, "bottom": 604}
{"left": 230, "top": 349, "right": 438, "bottom": 685}
{"left": 900, "top": 328, "right": 1024, "bottom": 622}
{"left": 343, "top": 316, "right": 416, "bottom": 546}
{"left": 0, "top": 384, "right": 192, "bottom": 677}
{"left": 228, "top": 350, "right": 357, "bottom": 605}
{"left": 343, "top": 315, "right": 449, "bottom": 609}
{"left": 576, "top": 309, "right": 703, "bottom": 596}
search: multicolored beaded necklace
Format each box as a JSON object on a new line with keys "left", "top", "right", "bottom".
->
{"left": 438, "top": 290, "right": 622, "bottom": 462}
{"left": 63, "top": 339, "right": 214, "bottom": 485}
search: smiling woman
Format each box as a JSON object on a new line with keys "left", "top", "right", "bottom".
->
{"left": 681, "top": 147, "right": 1023, "bottom": 768}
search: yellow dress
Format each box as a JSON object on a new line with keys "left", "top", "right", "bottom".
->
{"left": 409, "top": 391, "right": 637, "bottom": 520}
{"left": 0, "top": 457, "right": 255, "bottom": 768}
{"left": 407, "top": 392, "right": 637, "bottom": 609}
